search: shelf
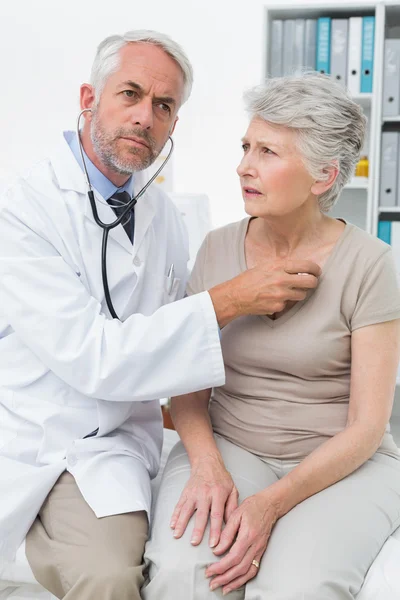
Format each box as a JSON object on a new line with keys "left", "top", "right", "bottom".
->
{"left": 344, "top": 177, "right": 369, "bottom": 190}
{"left": 383, "top": 116, "right": 400, "bottom": 123}
{"left": 351, "top": 93, "right": 372, "bottom": 107}
{"left": 379, "top": 207, "right": 400, "bottom": 213}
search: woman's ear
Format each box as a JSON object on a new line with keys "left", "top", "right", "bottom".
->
{"left": 311, "top": 161, "right": 339, "bottom": 196}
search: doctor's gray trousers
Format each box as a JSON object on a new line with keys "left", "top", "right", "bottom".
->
{"left": 142, "top": 434, "right": 400, "bottom": 600}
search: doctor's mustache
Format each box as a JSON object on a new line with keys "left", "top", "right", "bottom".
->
{"left": 114, "top": 127, "right": 157, "bottom": 152}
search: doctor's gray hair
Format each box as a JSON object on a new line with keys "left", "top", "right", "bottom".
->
{"left": 90, "top": 30, "right": 193, "bottom": 105}
{"left": 244, "top": 73, "right": 367, "bottom": 212}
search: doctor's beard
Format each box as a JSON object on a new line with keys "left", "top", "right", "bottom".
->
{"left": 90, "top": 110, "right": 160, "bottom": 175}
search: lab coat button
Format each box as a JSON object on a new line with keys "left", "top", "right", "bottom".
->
{"left": 133, "top": 256, "right": 141, "bottom": 267}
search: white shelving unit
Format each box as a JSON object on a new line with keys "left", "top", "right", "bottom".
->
{"left": 263, "top": 1, "right": 392, "bottom": 237}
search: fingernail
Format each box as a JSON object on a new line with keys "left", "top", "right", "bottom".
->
{"left": 191, "top": 538, "right": 198, "bottom": 545}
{"left": 209, "top": 539, "right": 217, "bottom": 548}
{"left": 173, "top": 532, "right": 179, "bottom": 538}
{"left": 223, "top": 589, "right": 231, "bottom": 596}
{"left": 210, "top": 582, "right": 219, "bottom": 591}
{"left": 170, "top": 523, "right": 175, "bottom": 529}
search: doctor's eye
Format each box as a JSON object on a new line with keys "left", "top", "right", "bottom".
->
{"left": 122, "top": 90, "right": 138, "bottom": 99}
{"left": 156, "top": 103, "right": 172, "bottom": 114}
{"left": 241, "top": 143, "right": 250, "bottom": 152}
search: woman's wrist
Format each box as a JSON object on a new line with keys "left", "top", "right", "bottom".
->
{"left": 190, "top": 449, "right": 226, "bottom": 470}
{"left": 258, "top": 479, "right": 293, "bottom": 520}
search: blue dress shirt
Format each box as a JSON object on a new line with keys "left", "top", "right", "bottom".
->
{"left": 67, "top": 132, "right": 135, "bottom": 241}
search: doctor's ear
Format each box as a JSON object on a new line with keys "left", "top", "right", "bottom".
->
{"left": 169, "top": 116, "right": 179, "bottom": 137}
{"left": 80, "top": 83, "right": 96, "bottom": 117}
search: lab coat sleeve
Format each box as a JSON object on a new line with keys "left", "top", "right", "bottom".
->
{"left": 0, "top": 201, "right": 225, "bottom": 402}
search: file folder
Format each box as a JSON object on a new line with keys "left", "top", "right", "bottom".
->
{"left": 304, "top": 19, "right": 317, "bottom": 70}
{"left": 361, "top": 16, "right": 375, "bottom": 93}
{"left": 331, "top": 19, "right": 349, "bottom": 87}
{"left": 380, "top": 132, "right": 399, "bottom": 207}
{"left": 347, "top": 17, "right": 362, "bottom": 95}
{"left": 316, "top": 17, "right": 331, "bottom": 75}
{"left": 293, "top": 19, "right": 305, "bottom": 74}
{"left": 283, "top": 20, "right": 296, "bottom": 75}
{"left": 270, "top": 20, "right": 283, "bottom": 77}
{"left": 383, "top": 39, "right": 400, "bottom": 117}
{"left": 378, "top": 221, "right": 392, "bottom": 245}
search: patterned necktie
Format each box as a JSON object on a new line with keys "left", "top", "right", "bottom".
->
{"left": 107, "top": 191, "right": 134, "bottom": 243}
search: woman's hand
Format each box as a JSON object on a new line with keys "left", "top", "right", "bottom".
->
{"left": 170, "top": 454, "right": 239, "bottom": 548}
{"left": 205, "top": 491, "right": 279, "bottom": 595}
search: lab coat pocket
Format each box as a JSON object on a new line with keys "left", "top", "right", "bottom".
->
{"left": 162, "top": 275, "right": 181, "bottom": 304}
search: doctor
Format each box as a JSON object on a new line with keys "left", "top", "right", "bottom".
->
{"left": 0, "top": 30, "right": 320, "bottom": 600}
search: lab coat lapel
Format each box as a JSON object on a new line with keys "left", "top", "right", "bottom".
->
{"left": 132, "top": 171, "right": 155, "bottom": 256}
{"left": 83, "top": 192, "right": 134, "bottom": 255}
{"left": 51, "top": 133, "right": 134, "bottom": 256}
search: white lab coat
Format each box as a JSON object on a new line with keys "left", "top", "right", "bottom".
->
{"left": 0, "top": 132, "right": 225, "bottom": 562}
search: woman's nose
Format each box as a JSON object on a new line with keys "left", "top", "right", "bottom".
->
{"left": 237, "top": 155, "right": 255, "bottom": 178}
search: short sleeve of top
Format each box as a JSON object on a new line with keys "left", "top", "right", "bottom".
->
{"left": 186, "top": 235, "right": 209, "bottom": 296}
{"left": 351, "top": 248, "right": 400, "bottom": 331}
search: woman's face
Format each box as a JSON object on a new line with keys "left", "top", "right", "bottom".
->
{"left": 237, "top": 117, "right": 318, "bottom": 219}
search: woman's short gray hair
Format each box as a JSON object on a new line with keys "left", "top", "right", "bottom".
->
{"left": 90, "top": 30, "right": 193, "bottom": 106}
{"left": 244, "top": 72, "right": 367, "bottom": 211}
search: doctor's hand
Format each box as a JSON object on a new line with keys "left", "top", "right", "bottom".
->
{"left": 170, "top": 454, "right": 238, "bottom": 548}
{"left": 205, "top": 491, "right": 279, "bottom": 595}
{"left": 209, "top": 259, "right": 321, "bottom": 328}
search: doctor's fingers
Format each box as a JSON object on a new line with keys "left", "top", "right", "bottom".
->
{"left": 287, "top": 272, "right": 319, "bottom": 292}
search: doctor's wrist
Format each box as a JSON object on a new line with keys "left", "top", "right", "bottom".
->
{"left": 208, "top": 282, "right": 242, "bottom": 328}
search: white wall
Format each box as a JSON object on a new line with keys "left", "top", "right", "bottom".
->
{"left": 0, "top": 0, "right": 352, "bottom": 228}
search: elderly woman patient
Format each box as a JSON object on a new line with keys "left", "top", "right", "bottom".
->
{"left": 142, "top": 73, "right": 400, "bottom": 600}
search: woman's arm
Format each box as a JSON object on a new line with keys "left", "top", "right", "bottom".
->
{"left": 169, "top": 390, "right": 239, "bottom": 547}
{"left": 262, "top": 318, "right": 400, "bottom": 516}
{"left": 206, "top": 318, "right": 400, "bottom": 594}
{"left": 170, "top": 389, "right": 218, "bottom": 465}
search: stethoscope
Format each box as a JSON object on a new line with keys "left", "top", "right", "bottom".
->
{"left": 76, "top": 108, "right": 174, "bottom": 320}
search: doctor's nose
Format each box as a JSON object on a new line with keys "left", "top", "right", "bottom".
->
{"left": 131, "top": 98, "right": 154, "bottom": 130}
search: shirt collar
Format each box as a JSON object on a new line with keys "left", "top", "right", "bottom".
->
{"left": 66, "top": 131, "right": 134, "bottom": 200}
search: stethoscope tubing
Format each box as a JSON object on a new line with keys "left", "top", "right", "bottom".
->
{"left": 76, "top": 109, "right": 174, "bottom": 319}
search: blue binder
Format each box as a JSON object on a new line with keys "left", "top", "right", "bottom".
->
{"left": 361, "top": 16, "right": 375, "bottom": 93}
{"left": 316, "top": 17, "right": 331, "bottom": 74}
{"left": 378, "top": 221, "right": 392, "bottom": 245}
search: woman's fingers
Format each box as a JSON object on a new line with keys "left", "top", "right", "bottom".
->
{"left": 172, "top": 498, "right": 197, "bottom": 539}
{"left": 170, "top": 494, "right": 187, "bottom": 529}
{"left": 211, "top": 509, "right": 241, "bottom": 557}
{"left": 208, "top": 546, "right": 262, "bottom": 592}
{"left": 224, "top": 487, "right": 239, "bottom": 523}
{"left": 190, "top": 497, "right": 212, "bottom": 545}
{"left": 221, "top": 552, "right": 264, "bottom": 594}
{"left": 208, "top": 495, "right": 226, "bottom": 548}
